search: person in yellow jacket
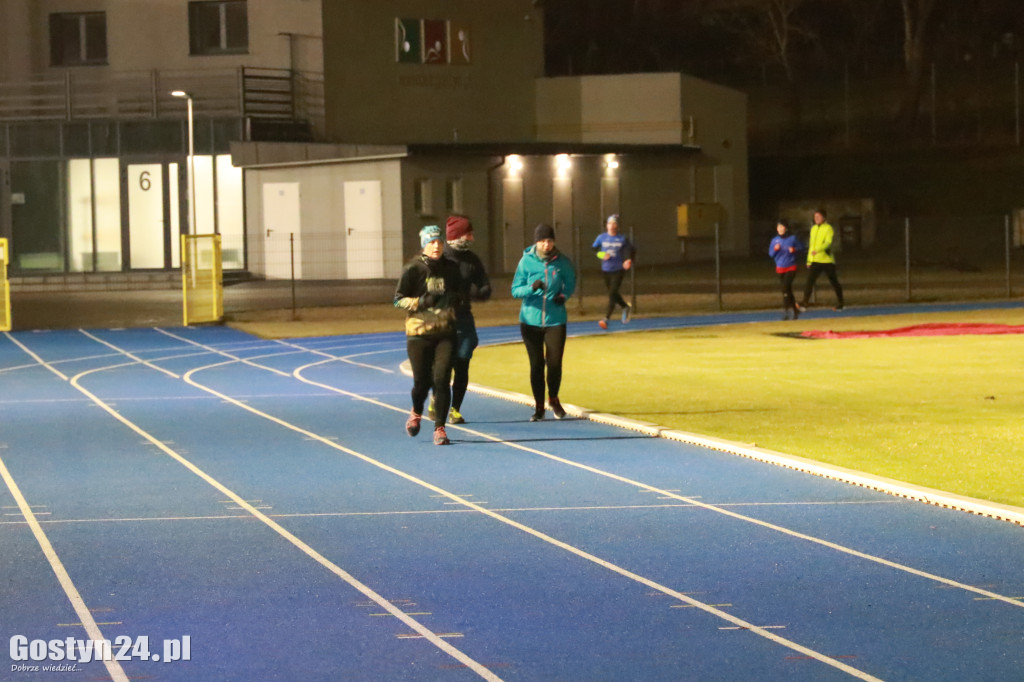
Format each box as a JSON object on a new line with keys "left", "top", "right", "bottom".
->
{"left": 797, "top": 209, "right": 845, "bottom": 312}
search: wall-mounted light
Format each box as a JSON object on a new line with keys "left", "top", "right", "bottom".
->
{"left": 604, "top": 154, "right": 620, "bottom": 174}
{"left": 555, "top": 153, "right": 572, "bottom": 177}
{"left": 507, "top": 154, "right": 524, "bottom": 176}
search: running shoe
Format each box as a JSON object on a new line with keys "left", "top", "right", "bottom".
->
{"left": 530, "top": 404, "right": 545, "bottom": 421}
{"left": 549, "top": 397, "right": 567, "bottom": 419}
{"left": 621, "top": 304, "right": 632, "bottom": 324}
{"left": 833, "top": 304, "right": 845, "bottom": 311}
{"left": 598, "top": 319, "right": 609, "bottom": 330}
{"left": 449, "top": 408, "right": 465, "bottom": 424}
{"left": 433, "top": 426, "right": 450, "bottom": 445}
{"left": 405, "top": 411, "right": 422, "bottom": 437}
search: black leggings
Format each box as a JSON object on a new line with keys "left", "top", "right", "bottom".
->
{"left": 779, "top": 270, "right": 797, "bottom": 309}
{"left": 603, "top": 270, "right": 628, "bottom": 318}
{"left": 451, "top": 357, "right": 470, "bottom": 410}
{"left": 407, "top": 334, "right": 455, "bottom": 428}
{"left": 802, "top": 262, "right": 844, "bottom": 306}
{"left": 520, "top": 323, "right": 567, "bottom": 406}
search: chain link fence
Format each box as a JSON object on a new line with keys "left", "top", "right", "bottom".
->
{"left": 227, "top": 215, "right": 1023, "bottom": 323}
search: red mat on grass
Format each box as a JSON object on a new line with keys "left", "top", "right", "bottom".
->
{"left": 802, "top": 323, "right": 1024, "bottom": 339}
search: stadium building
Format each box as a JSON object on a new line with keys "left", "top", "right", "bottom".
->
{"left": 0, "top": 0, "right": 748, "bottom": 289}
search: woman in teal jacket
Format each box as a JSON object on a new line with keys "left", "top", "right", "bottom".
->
{"left": 512, "top": 223, "right": 577, "bottom": 421}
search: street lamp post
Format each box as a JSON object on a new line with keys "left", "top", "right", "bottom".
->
{"left": 170, "top": 90, "right": 196, "bottom": 237}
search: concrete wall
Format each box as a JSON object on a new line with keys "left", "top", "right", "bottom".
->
{"left": 244, "top": 158, "right": 404, "bottom": 280}
{"left": 322, "top": 0, "right": 544, "bottom": 144}
{"left": 535, "top": 73, "right": 750, "bottom": 256}
{"left": 398, "top": 155, "right": 503, "bottom": 268}
{"left": 536, "top": 73, "right": 686, "bottom": 145}
{"left": 0, "top": 0, "right": 35, "bottom": 80}
{"left": 474, "top": 152, "right": 730, "bottom": 274}
{"left": 2, "top": 0, "right": 321, "bottom": 76}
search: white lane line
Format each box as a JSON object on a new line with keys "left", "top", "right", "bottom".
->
{"left": 52, "top": 361, "right": 502, "bottom": 682}
{"left": 0, "top": 456, "right": 129, "bottom": 682}
{"left": 143, "top": 347, "right": 882, "bottom": 680}
{"left": 120, "top": 330, "right": 1024, "bottom": 611}
{"left": 299, "top": 355, "right": 1024, "bottom": 609}
{"left": 0, "top": 500, "right": 902, "bottom": 527}
{"left": 5, "top": 332, "right": 70, "bottom": 381}
{"left": 269, "top": 336, "right": 401, "bottom": 373}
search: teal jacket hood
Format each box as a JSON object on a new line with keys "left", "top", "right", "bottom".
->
{"left": 511, "top": 246, "right": 577, "bottom": 327}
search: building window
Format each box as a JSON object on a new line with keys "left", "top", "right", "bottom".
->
{"left": 189, "top": 1, "right": 248, "bottom": 55}
{"left": 414, "top": 179, "right": 432, "bottom": 215}
{"left": 49, "top": 13, "right": 108, "bottom": 66}
{"left": 445, "top": 178, "right": 463, "bottom": 213}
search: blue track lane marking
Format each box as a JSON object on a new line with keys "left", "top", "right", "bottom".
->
{"left": 159, "top": 327, "right": 1024, "bottom": 613}
{"left": 48, "top": 344, "right": 508, "bottom": 680}
{"left": 1, "top": 333, "right": 135, "bottom": 682}
{"left": 9, "top": 315, "right": 1024, "bottom": 675}
{"left": 140, "top": 333, "right": 903, "bottom": 678}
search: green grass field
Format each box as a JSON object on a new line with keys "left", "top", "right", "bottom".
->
{"left": 469, "top": 308, "right": 1024, "bottom": 509}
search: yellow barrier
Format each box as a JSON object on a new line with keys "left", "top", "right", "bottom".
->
{"left": 0, "top": 238, "right": 10, "bottom": 332}
{"left": 181, "top": 234, "right": 223, "bottom": 326}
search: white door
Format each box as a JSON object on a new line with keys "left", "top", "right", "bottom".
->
{"left": 262, "top": 182, "right": 301, "bottom": 279}
{"left": 503, "top": 177, "right": 524, "bottom": 273}
{"left": 128, "top": 163, "right": 165, "bottom": 269}
{"left": 343, "top": 180, "right": 384, "bottom": 279}
{"left": 553, "top": 176, "right": 574, "bottom": 261}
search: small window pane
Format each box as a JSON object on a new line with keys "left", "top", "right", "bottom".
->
{"left": 189, "top": 1, "right": 248, "bottom": 55}
{"left": 445, "top": 178, "right": 463, "bottom": 213}
{"left": 93, "top": 158, "right": 122, "bottom": 271}
{"left": 414, "top": 179, "right": 432, "bottom": 215}
{"left": 49, "top": 13, "right": 107, "bottom": 66}
{"left": 84, "top": 14, "right": 108, "bottom": 62}
{"left": 224, "top": 2, "right": 249, "bottom": 50}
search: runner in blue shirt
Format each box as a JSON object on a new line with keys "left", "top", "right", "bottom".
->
{"left": 591, "top": 214, "right": 636, "bottom": 329}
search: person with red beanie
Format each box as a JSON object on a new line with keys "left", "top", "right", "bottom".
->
{"left": 426, "top": 214, "right": 491, "bottom": 424}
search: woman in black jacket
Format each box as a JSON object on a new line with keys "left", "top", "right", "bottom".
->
{"left": 393, "top": 225, "right": 463, "bottom": 445}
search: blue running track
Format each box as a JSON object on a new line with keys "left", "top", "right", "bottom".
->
{"left": 1, "top": 302, "right": 1023, "bottom": 681}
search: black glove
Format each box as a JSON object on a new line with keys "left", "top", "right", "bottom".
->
{"left": 531, "top": 279, "right": 546, "bottom": 291}
{"left": 474, "top": 283, "right": 492, "bottom": 301}
{"left": 419, "top": 291, "right": 439, "bottom": 308}
{"left": 553, "top": 293, "right": 566, "bottom": 305}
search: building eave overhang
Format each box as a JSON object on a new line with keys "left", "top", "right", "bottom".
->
{"left": 405, "top": 142, "right": 701, "bottom": 157}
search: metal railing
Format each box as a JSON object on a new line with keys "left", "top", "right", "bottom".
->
{"left": 0, "top": 67, "right": 325, "bottom": 137}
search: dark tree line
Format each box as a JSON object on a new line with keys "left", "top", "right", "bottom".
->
{"left": 544, "top": 0, "right": 1024, "bottom": 129}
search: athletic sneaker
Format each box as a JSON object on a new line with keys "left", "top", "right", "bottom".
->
{"left": 795, "top": 302, "right": 807, "bottom": 313}
{"left": 549, "top": 397, "right": 567, "bottom": 419}
{"left": 405, "top": 411, "right": 422, "bottom": 437}
{"left": 433, "top": 426, "right": 450, "bottom": 445}
{"left": 598, "top": 319, "right": 609, "bottom": 330}
{"left": 449, "top": 408, "right": 465, "bottom": 424}
{"left": 621, "top": 304, "right": 632, "bottom": 324}
{"left": 833, "top": 304, "right": 845, "bottom": 311}
{"left": 530, "top": 404, "right": 545, "bottom": 421}
{"left": 426, "top": 397, "right": 435, "bottom": 420}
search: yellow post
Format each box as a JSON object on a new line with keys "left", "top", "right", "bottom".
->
{"left": 0, "top": 238, "right": 10, "bottom": 332}
{"left": 180, "top": 233, "right": 188, "bottom": 327}
{"left": 181, "top": 234, "right": 223, "bottom": 326}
